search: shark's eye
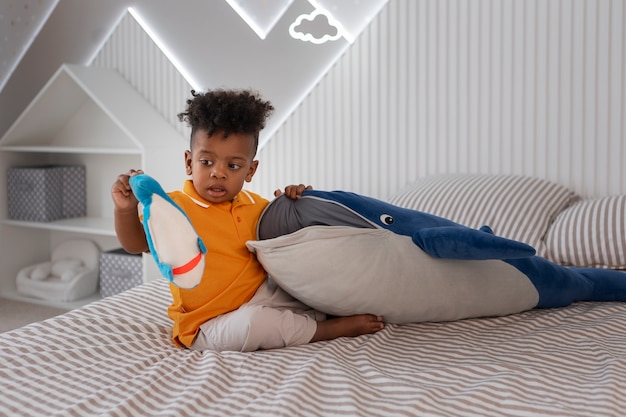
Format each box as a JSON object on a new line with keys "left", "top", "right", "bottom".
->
{"left": 380, "top": 214, "right": 394, "bottom": 225}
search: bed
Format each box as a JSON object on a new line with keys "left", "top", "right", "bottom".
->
{"left": 2, "top": 174, "right": 625, "bottom": 417}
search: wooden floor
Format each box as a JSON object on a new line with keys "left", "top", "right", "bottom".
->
{"left": 0, "top": 298, "right": 69, "bottom": 333}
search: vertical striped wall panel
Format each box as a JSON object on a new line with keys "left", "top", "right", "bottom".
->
{"left": 91, "top": 12, "right": 192, "bottom": 141}
{"left": 253, "top": 0, "right": 626, "bottom": 200}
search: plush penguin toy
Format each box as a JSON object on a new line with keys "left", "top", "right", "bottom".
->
{"left": 246, "top": 190, "right": 626, "bottom": 323}
{"left": 130, "top": 174, "right": 206, "bottom": 289}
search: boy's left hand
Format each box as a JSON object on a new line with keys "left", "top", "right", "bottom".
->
{"left": 274, "top": 184, "right": 312, "bottom": 199}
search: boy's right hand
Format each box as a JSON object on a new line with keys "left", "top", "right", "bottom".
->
{"left": 111, "top": 169, "right": 144, "bottom": 210}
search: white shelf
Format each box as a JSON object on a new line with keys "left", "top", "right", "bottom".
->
{"left": 0, "top": 146, "right": 142, "bottom": 155}
{"left": 2, "top": 217, "right": 116, "bottom": 236}
{"left": 0, "top": 64, "right": 187, "bottom": 310}
{"left": 1, "top": 288, "right": 102, "bottom": 310}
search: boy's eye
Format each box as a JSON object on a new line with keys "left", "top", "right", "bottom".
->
{"left": 200, "top": 159, "right": 212, "bottom": 166}
{"left": 229, "top": 163, "right": 242, "bottom": 170}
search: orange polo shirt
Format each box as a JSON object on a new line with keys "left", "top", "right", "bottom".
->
{"left": 166, "top": 180, "right": 269, "bottom": 348}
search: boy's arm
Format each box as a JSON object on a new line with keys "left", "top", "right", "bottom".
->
{"left": 114, "top": 207, "right": 148, "bottom": 253}
{"left": 112, "top": 171, "right": 149, "bottom": 254}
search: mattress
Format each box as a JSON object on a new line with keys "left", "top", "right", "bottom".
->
{"left": 1, "top": 279, "right": 625, "bottom": 417}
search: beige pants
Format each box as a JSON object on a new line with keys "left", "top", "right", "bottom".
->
{"left": 190, "top": 278, "right": 326, "bottom": 352}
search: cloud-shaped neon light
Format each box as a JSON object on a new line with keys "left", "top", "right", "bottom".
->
{"left": 289, "top": 9, "right": 344, "bottom": 44}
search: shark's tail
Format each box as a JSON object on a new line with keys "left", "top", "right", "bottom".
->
{"left": 506, "top": 256, "right": 626, "bottom": 308}
{"left": 570, "top": 267, "right": 626, "bottom": 302}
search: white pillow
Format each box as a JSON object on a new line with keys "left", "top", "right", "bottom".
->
{"left": 30, "top": 262, "right": 52, "bottom": 281}
{"left": 247, "top": 226, "right": 538, "bottom": 323}
{"left": 51, "top": 259, "right": 83, "bottom": 277}
{"left": 60, "top": 266, "right": 85, "bottom": 282}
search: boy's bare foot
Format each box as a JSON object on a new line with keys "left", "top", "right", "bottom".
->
{"left": 310, "top": 314, "right": 384, "bottom": 343}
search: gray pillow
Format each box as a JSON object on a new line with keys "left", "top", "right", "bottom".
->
{"left": 387, "top": 174, "right": 580, "bottom": 257}
{"left": 544, "top": 195, "right": 626, "bottom": 269}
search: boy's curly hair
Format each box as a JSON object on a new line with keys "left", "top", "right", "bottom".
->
{"left": 177, "top": 89, "right": 274, "bottom": 153}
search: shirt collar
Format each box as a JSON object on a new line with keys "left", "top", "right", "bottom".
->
{"left": 181, "top": 180, "right": 257, "bottom": 208}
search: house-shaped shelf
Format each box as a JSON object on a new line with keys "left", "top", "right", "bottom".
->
{"left": 0, "top": 63, "right": 189, "bottom": 230}
{"left": 0, "top": 63, "right": 188, "bottom": 193}
{"left": 0, "top": 64, "right": 191, "bottom": 305}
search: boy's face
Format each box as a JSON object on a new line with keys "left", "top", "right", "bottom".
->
{"left": 185, "top": 129, "right": 259, "bottom": 204}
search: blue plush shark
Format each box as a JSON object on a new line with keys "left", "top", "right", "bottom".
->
{"left": 126, "top": 173, "right": 626, "bottom": 319}
{"left": 257, "top": 190, "right": 626, "bottom": 310}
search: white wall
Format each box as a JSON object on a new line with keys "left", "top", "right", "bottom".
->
{"left": 253, "top": 0, "right": 626, "bottom": 200}
{"left": 92, "top": 13, "right": 192, "bottom": 141}
{"left": 92, "top": 0, "right": 626, "bottom": 201}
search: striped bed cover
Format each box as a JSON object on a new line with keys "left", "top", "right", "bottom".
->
{"left": 1, "top": 279, "right": 625, "bottom": 417}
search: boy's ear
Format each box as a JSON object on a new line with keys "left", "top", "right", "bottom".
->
{"left": 246, "top": 160, "right": 259, "bottom": 182}
{"left": 184, "top": 150, "right": 192, "bottom": 175}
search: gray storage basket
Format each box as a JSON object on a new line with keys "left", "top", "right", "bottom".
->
{"left": 99, "top": 249, "right": 143, "bottom": 297}
{"left": 7, "top": 165, "right": 86, "bottom": 222}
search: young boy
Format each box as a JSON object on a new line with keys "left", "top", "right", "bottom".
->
{"left": 111, "top": 89, "right": 383, "bottom": 351}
